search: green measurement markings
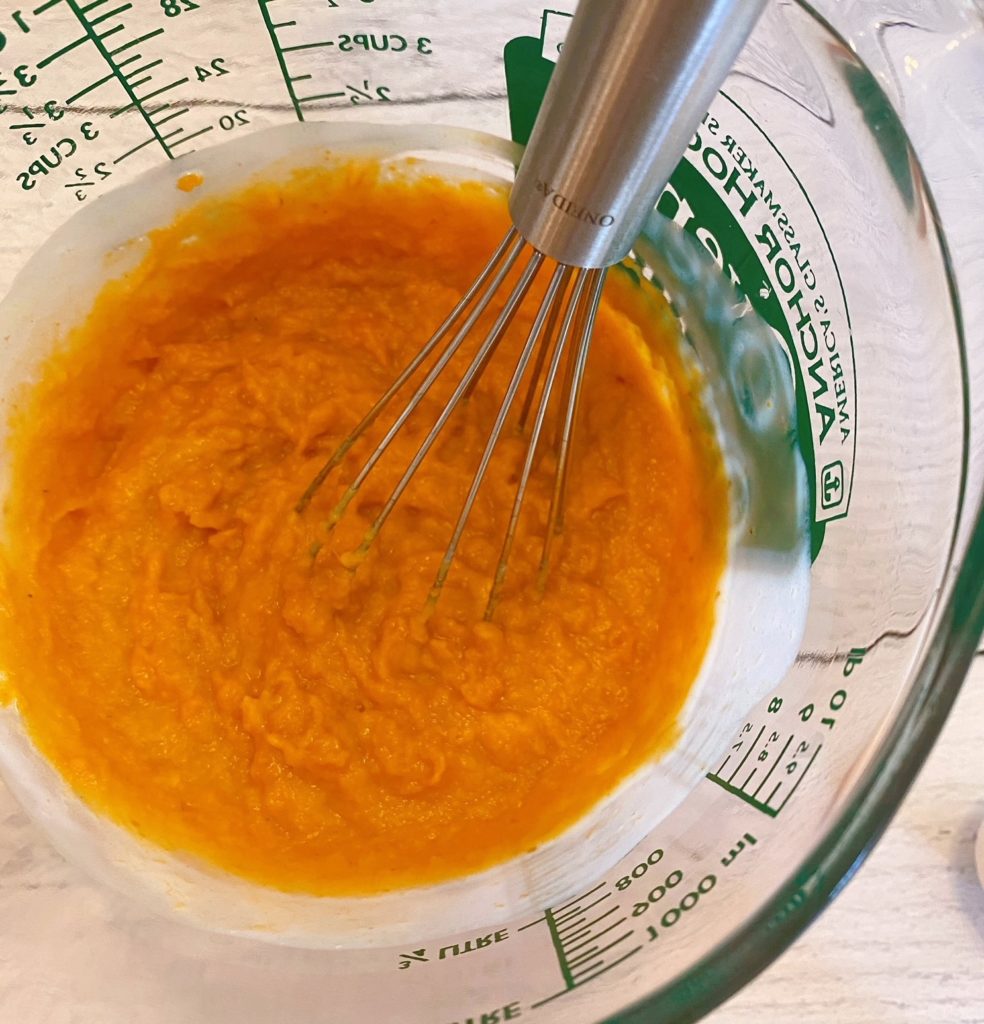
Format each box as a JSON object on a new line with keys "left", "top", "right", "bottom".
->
{"left": 258, "top": 0, "right": 361, "bottom": 115}
{"left": 40, "top": 0, "right": 188, "bottom": 160}
{"left": 257, "top": 0, "right": 305, "bottom": 121}
{"left": 707, "top": 725, "right": 822, "bottom": 817}
{"left": 520, "top": 882, "right": 641, "bottom": 1008}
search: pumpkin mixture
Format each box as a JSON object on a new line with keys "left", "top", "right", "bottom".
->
{"left": 0, "top": 160, "right": 728, "bottom": 895}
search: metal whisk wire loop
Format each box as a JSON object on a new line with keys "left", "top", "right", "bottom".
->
{"left": 296, "top": 235, "right": 606, "bottom": 614}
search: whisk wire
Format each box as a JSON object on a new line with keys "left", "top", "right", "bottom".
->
{"left": 295, "top": 227, "right": 523, "bottom": 515}
{"left": 539, "top": 268, "right": 606, "bottom": 584}
{"left": 517, "top": 267, "right": 573, "bottom": 431}
{"left": 427, "top": 262, "right": 571, "bottom": 610}
{"left": 297, "top": 230, "right": 607, "bottom": 612}
{"left": 315, "top": 235, "right": 529, "bottom": 532}
{"left": 346, "top": 248, "right": 546, "bottom": 565}
{"left": 484, "top": 265, "right": 590, "bottom": 618}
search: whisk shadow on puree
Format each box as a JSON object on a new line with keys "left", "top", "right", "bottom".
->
{"left": 0, "top": 161, "right": 728, "bottom": 896}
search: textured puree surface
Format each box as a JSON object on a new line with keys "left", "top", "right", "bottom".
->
{"left": 0, "top": 162, "right": 728, "bottom": 895}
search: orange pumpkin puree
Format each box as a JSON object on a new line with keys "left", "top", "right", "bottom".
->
{"left": 0, "top": 161, "right": 728, "bottom": 895}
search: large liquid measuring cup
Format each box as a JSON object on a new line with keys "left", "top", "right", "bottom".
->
{"left": 0, "top": 2, "right": 981, "bottom": 1022}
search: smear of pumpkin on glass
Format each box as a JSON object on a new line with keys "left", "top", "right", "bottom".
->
{"left": 0, "top": 160, "right": 728, "bottom": 895}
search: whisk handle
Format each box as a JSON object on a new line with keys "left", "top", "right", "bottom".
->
{"left": 510, "top": 0, "right": 766, "bottom": 268}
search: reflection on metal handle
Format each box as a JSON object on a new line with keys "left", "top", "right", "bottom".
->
{"left": 510, "top": 0, "right": 767, "bottom": 268}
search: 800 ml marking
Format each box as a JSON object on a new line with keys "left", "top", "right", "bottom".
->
{"left": 614, "top": 848, "right": 663, "bottom": 891}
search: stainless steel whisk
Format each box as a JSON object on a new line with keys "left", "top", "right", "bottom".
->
{"left": 297, "top": 0, "right": 765, "bottom": 617}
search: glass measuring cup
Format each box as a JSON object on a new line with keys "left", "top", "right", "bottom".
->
{"left": 0, "top": 1, "right": 980, "bottom": 1022}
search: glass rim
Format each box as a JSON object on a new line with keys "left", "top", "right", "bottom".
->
{"left": 610, "top": 1, "right": 984, "bottom": 1020}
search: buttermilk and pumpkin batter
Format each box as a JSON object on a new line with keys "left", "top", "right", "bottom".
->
{"left": 0, "top": 160, "right": 728, "bottom": 895}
